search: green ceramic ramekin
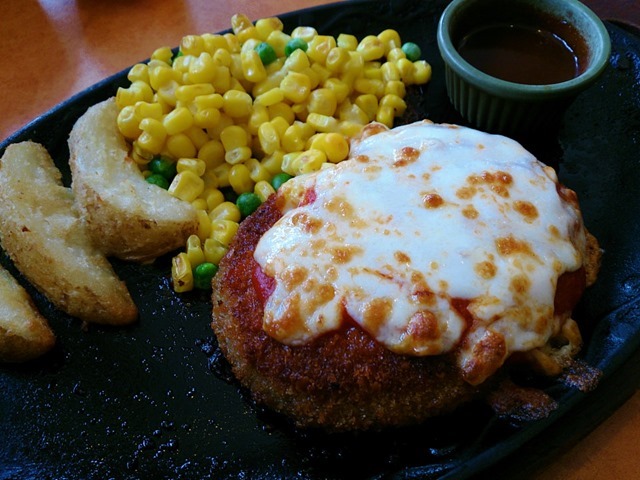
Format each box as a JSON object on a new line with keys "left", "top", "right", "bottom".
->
{"left": 437, "top": 0, "right": 611, "bottom": 136}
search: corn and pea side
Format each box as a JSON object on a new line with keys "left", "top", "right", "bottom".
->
{"left": 114, "top": 13, "right": 432, "bottom": 292}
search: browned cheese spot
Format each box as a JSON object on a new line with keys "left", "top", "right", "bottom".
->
{"left": 464, "top": 330, "right": 507, "bottom": 385}
{"left": 456, "top": 185, "right": 477, "bottom": 200}
{"left": 475, "top": 260, "right": 497, "bottom": 279}
{"left": 495, "top": 235, "right": 535, "bottom": 258}
{"left": 280, "top": 265, "right": 309, "bottom": 291}
{"left": 393, "top": 146, "right": 420, "bottom": 167}
{"left": 291, "top": 211, "right": 323, "bottom": 234}
{"left": 468, "top": 170, "right": 514, "bottom": 198}
{"left": 361, "top": 297, "right": 392, "bottom": 335}
{"left": 514, "top": 200, "right": 539, "bottom": 222}
{"left": 264, "top": 293, "right": 306, "bottom": 340}
{"left": 406, "top": 310, "right": 440, "bottom": 341}
{"left": 330, "top": 245, "right": 363, "bottom": 264}
{"left": 325, "top": 195, "right": 367, "bottom": 229}
{"left": 548, "top": 225, "right": 561, "bottom": 239}
{"left": 510, "top": 274, "right": 531, "bottom": 296}
{"left": 462, "top": 204, "right": 479, "bottom": 219}
{"left": 394, "top": 251, "right": 411, "bottom": 263}
{"left": 360, "top": 122, "right": 388, "bottom": 139}
{"left": 353, "top": 154, "right": 370, "bottom": 163}
{"left": 422, "top": 193, "right": 444, "bottom": 209}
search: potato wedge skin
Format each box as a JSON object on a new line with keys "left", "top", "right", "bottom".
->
{"left": 0, "top": 265, "right": 55, "bottom": 363}
{"left": 0, "top": 141, "right": 138, "bottom": 325}
{"left": 68, "top": 97, "right": 198, "bottom": 262}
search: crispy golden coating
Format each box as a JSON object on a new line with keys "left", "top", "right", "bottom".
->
{"left": 212, "top": 197, "right": 484, "bottom": 432}
{"left": 68, "top": 97, "right": 198, "bottom": 262}
{"left": 0, "top": 141, "right": 138, "bottom": 325}
{"left": 0, "top": 264, "right": 55, "bottom": 363}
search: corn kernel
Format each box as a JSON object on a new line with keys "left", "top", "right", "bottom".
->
{"left": 213, "top": 48, "right": 232, "bottom": 67}
{"left": 172, "top": 252, "right": 193, "bottom": 292}
{"left": 283, "top": 48, "right": 310, "bottom": 73}
{"left": 241, "top": 49, "right": 267, "bottom": 83}
{"left": 229, "top": 163, "right": 254, "bottom": 193}
{"left": 166, "top": 133, "right": 197, "bottom": 159}
{"left": 378, "top": 29, "right": 402, "bottom": 54}
{"left": 255, "top": 17, "right": 284, "bottom": 40}
{"left": 267, "top": 102, "right": 295, "bottom": 124}
{"left": 163, "top": 107, "right": 193, "bottom": 135}
{"left": 177, "top": 158, "right": 206, "bottom": 176}
{"left": 211, "top": 220, "right": 240, "bottom": 246}
{"left": 181, "top": 34, "right": 205, "bottom": 56}
{"left": 186, "top": 234, "right": 205, "bottom": 267}
{"left": 397, "top": 58, "right": 415, "bottom": 84}
{"left": 380, "top": 93, "right": 407, "bottom": 116}
{"left": 310, "top": 132, "right": 349, "bottom": 163}
{"left": 209, "top": 201, "right": 241, "bottom": 222}
{"left": 222, "top": 90, "right": 253, "bottom": 117}
{"left": 307, "top": 88, "right": 337, "bottom": 116}
{"left": 322, "top": 78, "right": 350, "bottom": 103}
{"left": 220, "top": 125, "right": 249, "bottom": 150}
{"left": 152, "top": 47, "right": 174, "bottom": 64}
{"left": 254, "top": 180, "right": 276, "bottom": 202}
{"left": 357, "top": 35, "right": 385, "bottom": 61}
{"left": 192, "top": 198, "right": 208, "bottom": 211}
{"left": 387, "top": 47, "right": 406, "bottom": 62}
{"left": 203, "top": 238, "right": 228, "bottom": 264}
{"left": 297, "top": 149, "right": 326, "bottom": 174}
{"left": 188, "top": 52, "right": 217, "bottom": 84}
{"left": 225, "top": 146, "right": 252, "bottom": 165}
{"left": 282, "top": 70, "right": 312, "bottom": 104}
{"left": 128, "top": 63, "right": 150, "bottom": 83}
{"left": 245, "top": 158, "right": 271, "bottom": 183}
{"left": 266, "top": 30, "right": 291, "bottom": 57}
{"left": 307, "top": 35, "right": 336, "bottom": 65}
{"left": 168, "top": 170, "right": 205, "bottom": 202}
{"left": 193, "top": 107, "right": 221, "bottom": 129}
{"left": 254, "top": 87, "right": 285, "bottom": 107}
{"left": 355, "top": 94, "right": 379, "bottom": 121}
{"left": 385, "top": 80, "right": 406, "bottom": 97}
{"left": 261, "top": 150, "right": 284, "bottom": 174}
{"left": 258, "top": 122, "right": 280, "bottom": 155}
{"left": 117, "top": 106, "right": 142, "bottom": 139}
{"left": 354, "top": 77, "right": 385, "bottom": 97}
{"left": 138, "top": 118, "right": 167, "bottom": 154}
{"left": 248, "top": 104, "right": 270, "bottom": 135}
{"left": 198, "top": 139, "right": 225, "bottom": 168}
{"left": 325, "top": 47, "right": 350, "bottom": 73}
{"left": 307, "top": 113, "right": 339, "bottom": 132}
{"left": 203, "top": 33, "right": 229, "bottom": 54}
{"left": 212, "top": 162, "right": 231, "bottom": 187}
{"left": 376, "top": 105, "right": 395, "bottom": 128}
{"left": 204, "top": 188, "right": 225, "bottom": 210}
{"left": 291, "top": 26, "right": 317, "bottom": 42}
{"left": 337, "top": 33, "right": 358, "bottom": 51}
{"left": 281, "top": 123, "right": 307, "bottom": 152}
{"left": 338, "top": 100, "right": 369, "bottom": 125}
{"left": 413, "top": 60, "right": 432, "bottom": 84}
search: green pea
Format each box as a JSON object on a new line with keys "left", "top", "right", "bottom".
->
{"left": 146, "top": 173, "right": 169, "bottom": 189}
{"left": 271, "top": 172, "right": 292, "bottom": 191}
{"left": 255, "top": 42, "right": 278, "bottom": 65}
{"left": 193, "top": 262, "right": 218, "bottom": 290}
{"left": 149, "top": 156, "right": 177, "bottom": 180}
{"left": 401, "top": 42, "right": 422, "bottom": 62}
{"left": 236, "top": 192, "right": 262, "bottom": 218}
{"left": 284, "top": 38, "right": 308, "bottom": 57}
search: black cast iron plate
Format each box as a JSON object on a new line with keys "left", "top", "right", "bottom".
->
{"left": 1, "top": 1, "right": 640, "bottom": 478}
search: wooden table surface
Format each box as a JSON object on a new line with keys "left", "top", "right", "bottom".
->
{"left": 2, "top": 0, "right": 639, "bottom": 478}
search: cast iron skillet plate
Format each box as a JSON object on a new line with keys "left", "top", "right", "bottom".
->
{"left": 1, "top": 0, "right": 639, "bottom": 478}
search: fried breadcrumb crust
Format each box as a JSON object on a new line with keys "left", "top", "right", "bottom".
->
{"left": 211, "top": 196, "right": 484, "bottom": 432}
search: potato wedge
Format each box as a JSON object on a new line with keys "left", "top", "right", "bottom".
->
{"left": 68, "top": 97, "right": 198, "bottom": 262}
{"left": 0, "top": 264, "right": 55, "bottom": 363}
{"left": 0, "top": 141, "right": 138, "bottom": 325}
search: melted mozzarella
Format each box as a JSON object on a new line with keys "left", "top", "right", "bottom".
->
{"left": 254, "top": 121, "right": 587, "bottom": 384}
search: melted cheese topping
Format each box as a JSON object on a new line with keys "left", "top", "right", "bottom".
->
{"left": 254, "top": 121, "right": 587, "bottom": 385}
